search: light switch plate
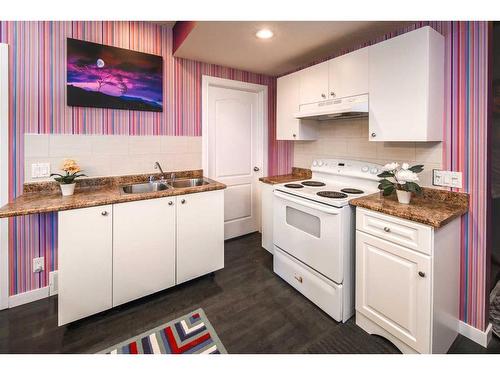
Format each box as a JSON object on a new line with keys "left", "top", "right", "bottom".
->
{"left": 30, "top": 162, "right": 51, "bottom": 178}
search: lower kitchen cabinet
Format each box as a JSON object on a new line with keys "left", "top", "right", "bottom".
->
{"left": 57, "top": 189, "right": 224, "bottom": 325}
{"left": 58, "top": 204, "right": 113, "bottom": 326}
{"left": 112, "top": 197, "right": 176, "bottom": 306}
{"left": 260, "top": 182, "right": 274, "bottom": 253}
{"left": 176, "top": 190, "right": 224, "bottom": 284}
{"left": 355, "top": 208, "right": 460, "bottom": 354}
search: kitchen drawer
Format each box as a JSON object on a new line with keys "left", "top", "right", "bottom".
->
{"left": 273, "top": 246, "right": 342, "bottom": 321}
{"left": 356, "top": 208, "right": 432, "bottom": 255}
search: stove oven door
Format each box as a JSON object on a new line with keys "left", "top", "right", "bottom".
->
{"left": 273, "top": 190, "right": 346, "bottom": 284}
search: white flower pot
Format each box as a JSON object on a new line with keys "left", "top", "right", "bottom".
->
{"left": 396, "top": 190, "right": 412, "bottom": 204}
{"left": 60, "top": 183, "right": 76, "bottom": 196}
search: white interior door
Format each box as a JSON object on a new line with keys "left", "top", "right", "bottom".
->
{"left": 204, "top": 77, "right": 266, "bottom": 240}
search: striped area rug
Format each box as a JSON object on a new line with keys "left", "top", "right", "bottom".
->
{"left": 99, "top": 308, "right": 227, "bottom": 354}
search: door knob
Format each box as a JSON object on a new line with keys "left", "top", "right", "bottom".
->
{"left": 101, "top": 211, "right": 108, "bottom": 216}
{"left": 371, "top": 132, "right": 377, "bottom": 138}
{"left": 181, "top": 199, "right": 186, "bottom": 204}
{"left": 168, "top": 201, "right": 174, "bottom": 206}
{"left": 418, "top": 271, "right": 426, "bottom": 278}
{"left": 253, "top": 166, "right": 260, "bottom": 172}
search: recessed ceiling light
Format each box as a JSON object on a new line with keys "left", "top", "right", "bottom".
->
{"left": 256, "top": 29, "right": 274, "bottom": 39}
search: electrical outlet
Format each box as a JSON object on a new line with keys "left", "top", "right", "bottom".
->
{"left": 433, "top": 169, "right": 462, "bottom": 188}
{"left": 49, "top": 271, "right": 58, "bottom": 296}
{"left": 32, "top": 257, "right": 44, "bottom": 273}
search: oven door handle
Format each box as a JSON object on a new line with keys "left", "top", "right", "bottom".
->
{"left": 274, "top": 190, "right": 341, "bottom": 215}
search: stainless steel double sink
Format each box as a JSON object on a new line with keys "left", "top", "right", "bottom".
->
{"left": 121, "top": 178, "right": 210, "bottom": 194}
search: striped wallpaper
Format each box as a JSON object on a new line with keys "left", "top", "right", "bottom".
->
{"left": 0, "top": 21, "right": 490, "bottom": 332}
{"left": 0, "top": 21, "right": 291, "bottom": 299}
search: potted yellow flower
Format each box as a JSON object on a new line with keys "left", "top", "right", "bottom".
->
{"left": 50, "top": 159, "right": 86, "bottom": 196}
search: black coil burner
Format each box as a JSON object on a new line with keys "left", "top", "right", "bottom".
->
{"left": 341, "top": 188, "right": 364, "bottom": 194}
{"left": 284, "top": 183, "right": 304, "bottom": 189}
{"left": 301, "top": 180, "right": 326, "bottom": 187}
{"left": 317, "top": 191, "right": 348, "bottom": 199}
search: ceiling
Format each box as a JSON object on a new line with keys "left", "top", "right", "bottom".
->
{"left": 172, "top": 21, "right": 413, "bottom": 76}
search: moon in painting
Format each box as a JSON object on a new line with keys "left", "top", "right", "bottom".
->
{"left": 96, "top": 58, "right": 105, "bottom": 68}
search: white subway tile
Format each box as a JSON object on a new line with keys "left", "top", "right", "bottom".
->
{"left": 91, "top": 135, "right": 129, "bottom": 156}
{"left": 415, "top": 142, "right": 443, "bottom": 164}
{"left": 129, "top": 136, "right": 161, "bottom": 155}
{"left": 49, "top": 135, "right": 92, "bottom": 157}
{"left": 25, "top": 134, "right": 49, "bottom": 157}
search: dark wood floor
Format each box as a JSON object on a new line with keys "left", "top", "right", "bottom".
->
{"left": 0, "top": 232, "right": 498, "bottom": 354}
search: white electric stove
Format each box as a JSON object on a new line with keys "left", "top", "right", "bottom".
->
{"left": 272, "top": 159, "right": 384, "bottom": 322}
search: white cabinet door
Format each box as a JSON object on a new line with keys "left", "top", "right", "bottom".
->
{"left": 176, "top": 190, "right": 224, "bottom": 284}
{"left": 277, "top": 72, "right": 317, "bottom": 141}
{"left": 299, "top": 61, "right": 329, "bottom": 105}
{"left": 112, "top": 197, "right": 176, "bottom": 306}
{"left": 368, "top": 26, "right": 444, "bottom": 141}
{"left": 328, "top": 48, "right": 369, "bottom": 99}
{"left": 356, "top": 231, "right": 431, "bottom": 353}
{"left": 58, "top": 205, "right": 112, "bottom": 325}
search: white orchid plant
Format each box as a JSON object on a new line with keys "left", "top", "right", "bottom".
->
{"left": 377, "top": 162, "right": 424, "bottom": 196}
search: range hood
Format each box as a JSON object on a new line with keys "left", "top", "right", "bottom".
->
{"left": 294, "top": 94, "right": 368, "bottom": 121}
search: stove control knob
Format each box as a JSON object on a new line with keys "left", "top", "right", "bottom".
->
{"left": 317, "top": 160, "right": 324, "bottom": 167}
{"left": 312, "top": 160, "right": 318, "bottom": 167}
{"left": 361, "top": 166, "right": 369, "bottom": 173}
{"left": 370, "top": 167, "right": 379, "bottom": 175}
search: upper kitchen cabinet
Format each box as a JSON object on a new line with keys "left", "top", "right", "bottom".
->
{"left": 368, "top": 26, "right": 444, "bottom": 141}
{"left": 277, "top": 71, "right": 317, "bottom": 140}
{"left": 299, "top": 61, "right": 329, "bottom": 104}
{"left": 328, "top": 48, "right": 369, "bottom": 99}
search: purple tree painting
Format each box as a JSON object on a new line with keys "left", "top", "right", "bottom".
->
{"left": 67, "top": 38, "right": 163, "bottom": 112}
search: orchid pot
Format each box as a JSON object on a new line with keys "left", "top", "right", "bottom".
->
{"left": 377, "top": 162, "right": 424, "bottom": 205}
{"left": 50, "top": 159, "right": 86, "bottom": 197}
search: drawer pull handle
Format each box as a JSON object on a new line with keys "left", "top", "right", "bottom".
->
{"left": 418, "top": 271, "right": 426, "bottom": 278}
{"left": 101, "top": 211, "right": 108, "bottom": 216}
{"left": 294, "top": 275, "right": 303, "bottom": 283}
{"left": 383, "top": 227, "right": 391, "bottom": 232}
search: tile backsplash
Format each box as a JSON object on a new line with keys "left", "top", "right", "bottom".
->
{"left": 293, "top": 118, "right": 443, "bottom": 186}
{"left": 24, "top": 134, "right": 202, "bottom": 182}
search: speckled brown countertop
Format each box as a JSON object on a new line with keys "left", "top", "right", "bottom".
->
{"left": 259, "top": 167, "right": 312, "bottom": 185}
{"left": 349, "top": 188, "right": 469, "bottom": 228}
{"left": 0, "top": 170, "right": 226, "bottom": 218}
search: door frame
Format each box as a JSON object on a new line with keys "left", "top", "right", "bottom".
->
{"left": 201, "top": 75, "right": 268, "bottom": 232}
{"left": 0, "top": 43, "right": 9, "bottom": 310}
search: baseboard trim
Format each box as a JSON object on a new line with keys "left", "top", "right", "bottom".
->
{"left": 458, "top": 320, "right": 493, "bottom": 348}
{"left": 8, "top": 286, "right": 49, "bottom": 308}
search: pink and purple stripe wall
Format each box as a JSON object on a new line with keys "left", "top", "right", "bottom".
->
{"left": 0, "top": 21, "right": 490, "bottom": 331}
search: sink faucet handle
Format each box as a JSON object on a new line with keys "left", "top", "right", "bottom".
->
{"left": 171, "top": 172, "right": 176, "bottom": 180}
{"left": 149, "top": 175, "right": 156, "bottom": 183}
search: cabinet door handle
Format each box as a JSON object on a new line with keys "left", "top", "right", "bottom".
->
{"left": 330, "top": 91, "right": 336, "bottom": 97}
{"left": 168, "top": 201, "right": 174, "bottom": 206}
{"left": 418, "top": 271, "right": 426, "bottom": 278}
{"left": 294, "top": 275, "right": 303, "bottom": 283}
{"left": 253, "top": 166, "right": 260, "bottom": 172}
{"left": 181, "top": 199, "right": 186, "bottom": 204}
{"left": 101, "top": 211, "right": 108, "bottom": 216}
{"left": 321, "top": 93, "right": 326, "bottom": 99}
{"left": 292, "top": 133, "right": 296, "bottom": 138}
{"left": 383, "top": 227, "right": 391, "bottom": 233}
{"left": 371, "top": 132, "right": 377, "bottom": 138}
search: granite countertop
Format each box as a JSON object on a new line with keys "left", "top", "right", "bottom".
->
{"left": 259, "top": 167, "right": 312, "bottom": 185}
{"left": 0, "top": 170, "right": 226, "bottom": 218}
{"left": 349, "top": 188, "right": 469, "bottom": 228}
